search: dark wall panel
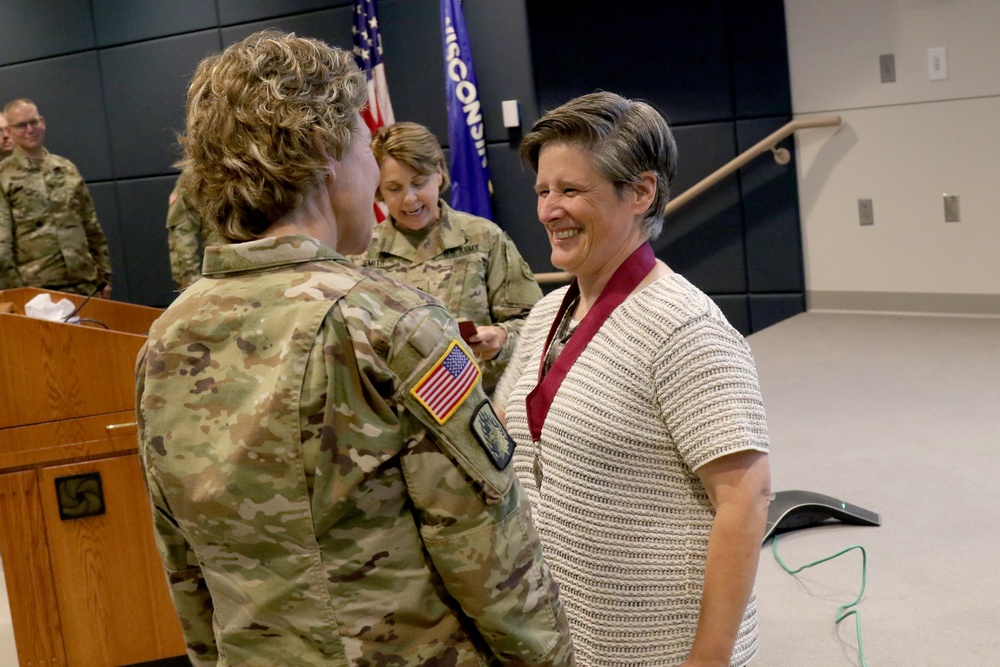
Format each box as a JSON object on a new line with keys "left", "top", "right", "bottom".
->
{"left": 0, "top": 53, "right": 114, "bottom": 181}
{"left": 486, "top": 143, "right": 549, "bottom": 270}
{"left": 100, "top": 30, "right": 222, "bottom": 178}
{"left": 738, "top": 117, "right": 803, "bottom": 293}
{"left": 218, "top": 0, "right": 349, "bottom": 26}
{"left": 380, "top": 0, "right": 449, "bottom": 143}
{"left": 464, "top": 0, "right": 539, "bottom": 143}
{"left": 93, "top": 0, "right": 219, "bottom": 47}
{"left": 711, "top": 295, "right": 750, "bottom": 337}
{"left": 660, "top": 189, "right": 746, "bottom": 295}
{"left": 750, "top": 293, "right": 805, "bottom": 332}
{"left": 727, "top": 0, "right": 792, "bottom": 118}
{"left": 527, "top": 0, "right": 732, "bottom": 124}
{"left": 659, "top": 123, "right": 745, "bottom": 294}
{"left": 115, "top": 177, "right": 178, "bottom": 308}
{"left": 221, "top": 7, "right": 354, "bottom": 50}
{"left": 88, "top": 182, "right": 129, "bottom": 302}
{"left": 0, "top": 0, "right": 95, "bottom": 66}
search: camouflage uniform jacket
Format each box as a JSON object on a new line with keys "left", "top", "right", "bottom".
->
{"left": 166, "top": 171, "right": 226, "bottom": 290}
{"left": 355, "top": 201, "right": 542, "bottom": 392}
{"left": 0, "top": 147, "right": 111, "bottom": 293}
{"left": 136, "top": 235, "right": 573, "bottom": 667}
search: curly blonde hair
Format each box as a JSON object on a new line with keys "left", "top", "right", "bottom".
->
{"left": 178, "top": 30, "right": 367, "bottom": 241}
{"left": 370, "top": 122, "right": 449, "bottom": 202}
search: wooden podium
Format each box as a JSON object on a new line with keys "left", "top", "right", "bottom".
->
{"left": 0, "top": 288, "right": 186, "bottom": 666}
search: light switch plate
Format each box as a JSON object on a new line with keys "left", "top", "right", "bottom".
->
{"left": 859, "top": 198, "right": 874, "bottom": 226}
{"left": 944, "top": 194, "right": 960, "bottom": 222}
{"left": 501, "top": 100, "right": 520, "bottom": 128}
{"left": 879, "top": 54, "right": 896, "bottom": 83}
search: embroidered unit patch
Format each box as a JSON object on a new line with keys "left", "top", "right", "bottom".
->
{"left": 470, "top": 399, "right": 515, "bottom": 470}
{"left": 411, "top": 341, "right": 481, "bottom": 424}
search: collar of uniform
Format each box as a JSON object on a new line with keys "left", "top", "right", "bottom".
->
{"left": 9, "top": 146, "right": 50, "bottom": 169}
{"left": 202, "top": 234, "right": 342, "bottom": 277}
{"left": 374, "top": 199, "right": 468, "bottom": 263}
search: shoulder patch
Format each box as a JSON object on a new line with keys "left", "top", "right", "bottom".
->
{"left": 410, "top": 341, "right": 481, "bottom": 424}
{"left": 470, "top": 400, "right": 515, "bottom": 470}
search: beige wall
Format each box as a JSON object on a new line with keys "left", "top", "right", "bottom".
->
{"left": 785, "top": 0, "right": 1000, "bottom": 314}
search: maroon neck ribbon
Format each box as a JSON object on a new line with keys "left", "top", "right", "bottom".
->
{"left": 525, "top": 241, "right": 656, "bottom": 442}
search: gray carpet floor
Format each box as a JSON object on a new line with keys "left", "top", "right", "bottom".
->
{"left": 748, "top": 311, "right": 1000, "bottom": 666}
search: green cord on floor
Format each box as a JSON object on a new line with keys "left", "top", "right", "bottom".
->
{"left": 771, "top": 535, "right": 869, "bottom": 667}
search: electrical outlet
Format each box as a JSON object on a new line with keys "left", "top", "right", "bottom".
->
{"left": 944, "top": 194, "right": 960, "bottom": 222}
{"left": 858, "top": 199, "right": 874, "bottom": 226}
{"left": 928, "top": 47, "right": 948, "bottom": 80}
{"left": 879, "top": 54, "right": 896, "bottom": 83}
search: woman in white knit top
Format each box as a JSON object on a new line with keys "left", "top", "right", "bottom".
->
{"left": 494, "top": 92, "right": 771, "bottom": 667}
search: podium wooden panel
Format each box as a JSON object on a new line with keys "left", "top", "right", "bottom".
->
{"left": 0, "top": 287, "right": 162, "bottom": 337}
{"left": 0, "top": 288, "right": 185, "bottom": 666}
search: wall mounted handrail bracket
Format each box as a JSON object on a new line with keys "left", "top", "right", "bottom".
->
{"left": 664, "top": 115, "right": 841, "bottom": 215}
{"left": 535, "top": 115, "right": 841, "bottom": 284}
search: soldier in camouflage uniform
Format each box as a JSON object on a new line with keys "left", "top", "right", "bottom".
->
{"left": 165, "top": 169, "right": 226, "bottom": 290}
{"left": 0, "top": 112, "right": 14, "bottom": 160}
{"left": 354, "top": 122, "right": 542, "bottom": 393}
{"left": 0, "top": 99, "right": 112, "bottom": 295}
{"left": 136, "top": 31, "right": 574, "bottom": 667}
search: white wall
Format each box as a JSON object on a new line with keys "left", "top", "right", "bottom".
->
{"left": 785, "top": 0, "right": 1000, "bottom": 314}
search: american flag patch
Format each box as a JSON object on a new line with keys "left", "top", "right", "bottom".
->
{"left": 410, "top": 342, "right": 481, "bottom": 424}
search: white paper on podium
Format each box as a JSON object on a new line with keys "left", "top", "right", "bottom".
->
{"left": 24, "top": 293, "right": 78, "bottom": 323}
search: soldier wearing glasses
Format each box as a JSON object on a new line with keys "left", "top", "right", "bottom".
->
{"left": 0, "top": 99, "right": 112, "bottom": 296}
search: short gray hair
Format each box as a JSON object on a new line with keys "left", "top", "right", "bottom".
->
{"left": 520, "top": 91, "right": 677, "bottom": 240}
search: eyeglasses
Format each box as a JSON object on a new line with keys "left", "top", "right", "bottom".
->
{"left": 11, "top": 117, "right": 42, "bottom": 132}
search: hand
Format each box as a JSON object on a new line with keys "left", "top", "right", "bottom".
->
{"left": 98, "top": 284, "right": 112, "bottom": 299}
{"left": 467, "top": 325, "right": 507, "bottom": 361}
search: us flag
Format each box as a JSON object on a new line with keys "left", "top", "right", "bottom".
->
{"left": 411, "top": 343, "right": 481, "bottom": 424}
{"left": 353, "top": 0, "right": 395, "bottom": 221}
